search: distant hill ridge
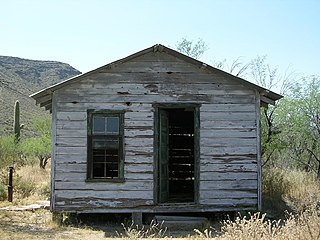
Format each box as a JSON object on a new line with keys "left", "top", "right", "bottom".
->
{"left": 0, "top": 55, "right": 81, "bottom": 135}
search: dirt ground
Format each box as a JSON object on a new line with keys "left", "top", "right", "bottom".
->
{"left": 0, "top": 207, "right": 217, "bottom": 239}
{"left": 0, "top": 209, "right": 109, "bottom": 240}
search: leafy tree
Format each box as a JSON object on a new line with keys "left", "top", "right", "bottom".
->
{"left": 175, "top": 38, "right": 208, "bottom": 59}
{"left": 22, "top": 117, "right": 51, "bottom": 169}
{"left": 277, "top": 76, "right": 320, "bottom": 177}
{"left": 248, "top": 56, "right": 295, "bottom": 167}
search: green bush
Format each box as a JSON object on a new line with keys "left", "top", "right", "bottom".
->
{"left": 0, "top": 182, "right": 7, "bottom": 201}
{"left": 0, "top": 135, "right": 19, "bottom": 168}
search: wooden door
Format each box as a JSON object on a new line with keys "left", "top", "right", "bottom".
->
{"left": 158, "top": 109, "right": 169, "bottom": 203}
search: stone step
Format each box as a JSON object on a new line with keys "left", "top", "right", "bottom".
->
{"left": 154, "top": 215, "right": 209, "bottom": 230}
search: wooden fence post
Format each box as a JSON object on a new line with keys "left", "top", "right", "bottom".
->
{"left": 8, "top": 166, "right": 14, "bottom": 202}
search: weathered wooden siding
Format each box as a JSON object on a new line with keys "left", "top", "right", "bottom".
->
{"left": 52, "top": 51, "right": 259, "bottom": 212}
{"left": 199, "top": 102, "right": 258, "bottom": 209}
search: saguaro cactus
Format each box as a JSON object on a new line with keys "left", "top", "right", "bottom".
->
{"left": 13, "top": 100, "right": 23, "bottom": 143}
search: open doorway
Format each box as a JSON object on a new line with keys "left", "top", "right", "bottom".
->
{"left": 158, "top": 107, "right": 196, "bottom": 203}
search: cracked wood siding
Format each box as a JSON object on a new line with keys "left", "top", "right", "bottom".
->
{"left": 52, "top": 51, "right": 259, "bottom": 212}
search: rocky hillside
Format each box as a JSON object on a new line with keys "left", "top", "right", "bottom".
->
{"left": 0, "top": 56, "right": 81, "bottom": 136}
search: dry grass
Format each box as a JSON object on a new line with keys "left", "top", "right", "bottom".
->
{"left": 116, "top": 220, "right": 168, "bottom": 238}
{"left": 263, "top": 167, "right": 320, "bottom": 216}
{"left": 211, "top": 209, "right": 320, "bottom": 240}
{"left": 3, "top": 164, "right": 51, "bottom": 205}
{"left": 282, "top": 169, "right": 320, "bottom": 213}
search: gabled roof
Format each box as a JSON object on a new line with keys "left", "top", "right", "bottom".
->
{"left": 30, "top": 44, "right": 283, "bottom": 111}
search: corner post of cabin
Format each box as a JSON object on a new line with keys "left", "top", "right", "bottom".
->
{"left": 255, "top": 91, "right": 262, "bottom": 211}
{"left": 50, "top": 91, "right": 57, "bottom": 212}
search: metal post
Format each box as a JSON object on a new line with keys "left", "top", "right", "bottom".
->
{"left": 8, "top": 166, "right": 14, "bottom": 202}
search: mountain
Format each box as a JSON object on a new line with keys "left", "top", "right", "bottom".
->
{"left": 0, "top": 56, "right": 81, "bottom": 136}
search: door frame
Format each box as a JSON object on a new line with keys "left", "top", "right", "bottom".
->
{"left": 153, "top": 103, "right": 200, "bottom": 205}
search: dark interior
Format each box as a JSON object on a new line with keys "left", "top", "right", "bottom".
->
{"left": 167, "top": 108, "right": 194, "bottom": 202}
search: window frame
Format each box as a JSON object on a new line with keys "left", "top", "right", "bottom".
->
{"left": 87, "top": 109, "right": 125, "bottom": 182}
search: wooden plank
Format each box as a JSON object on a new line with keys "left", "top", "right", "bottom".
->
{"left": 125, "top": 173, "right": 154, "bottom": 180}
{"left": 125, "top": 138, "right": 153, "bottom": 147}
{"left": 200, "top": 129, "right": 256, "bottom": 138}
{"left": 55, "top": 198, "right": 154, "bottom": 209}
{"left": 56, "top": 111, "right": 87, "bottom": 121}
{"left": 123, "top": 51, "right": 183, "bottom": 62}
{"left": 55, "top": 154, "right": 87, "bottom": 164}
{"left": 124, "top": 163, "right": 153, "bottom": 173}
{"left": 158, "top": 84, "right": 253, "bottom": 95}
{"left": 200, "top": 112, "right": 256, "bottom": 121}
{"left": 125, "top": 111, "right": 153, "bottom": 120}
{"left": 55, "top": 146, "right": 87, "bottom": 155}
{"left": 57, "top": 93, "right": 212, "bottom": 104}
{"left": 125, "top": 155, "right": 153, "bottom": 164}
{"left": 55, "top": 180, "right": 153, "bottom": 191}
{"left": 199, "top": 198, "right": 257, "bottom": 206}
{"left": 201, "top": 146, "right": 257, "bottom": 155}
{"left": 62, "top": 83, "right": 153, "bottom": 95}
{"left": 55, "top": 172, "right": 86, "bottom": 182}
{"left": 56, "top": 120, "right": 87, "bottom": 130}
{"left": 200, "top": 157, "right": 257, "bottom": 165}
{"left": 200, "top": 189, "right": 257, "bottom": 199}
{"left": 201, "top": 120, "right": 256, "bottom": 128}
{"left": 126, "top": 146, "right": 153, "bottom": 153}
{"left": 210, "top": 95, "right": 255, "bottom": 104}
{"left": 124, "top": 129, "right": 154, "bottom": 137}
{"left": 200, "top": 163, "right": 258, "bottom": 172}
{"left": 56, "top": 102, "right": 152, "bottom": 112}
{"left": 56, "top": 129, "right": 87, "bottom": 137}
{"left": 200, "top": 179, "right": 257, "bottom": 190}
{"left": 200, "top": 104, "right": 255, "bottom": 112}
{"left": 200, "top": 137, "right": 256, "bottom": 147}
{"left": 55, "top": 189, "right": 153, "bottom": 200}
{"left": 55, "top": 163, "right": 86, "bottom": 172}
{"left": 125, "top": 120, "right": 153, "bottom": 127}
{"left": 106, "top": 60, "right": 203, "bottom": 73}
{"left": 56, "top": 137, "right": 87, "bottom": 147}
{"left": 200, "top": 172, "right": 257, "bottom": 181}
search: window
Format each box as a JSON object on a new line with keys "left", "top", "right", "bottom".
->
{"left": 87, "top": 110, "right": 124, "bottom": 180}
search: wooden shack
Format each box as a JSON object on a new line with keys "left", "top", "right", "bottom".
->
{"left": 31, "top": 44, "right": 282, "bottom": 216}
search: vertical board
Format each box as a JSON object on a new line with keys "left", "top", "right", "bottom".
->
{"left": 158, "top": 109, "right": 169, "bottom": 203}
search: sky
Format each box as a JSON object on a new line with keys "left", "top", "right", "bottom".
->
{"left": 1, "top": 0, "right": 319, "bottom": 88}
